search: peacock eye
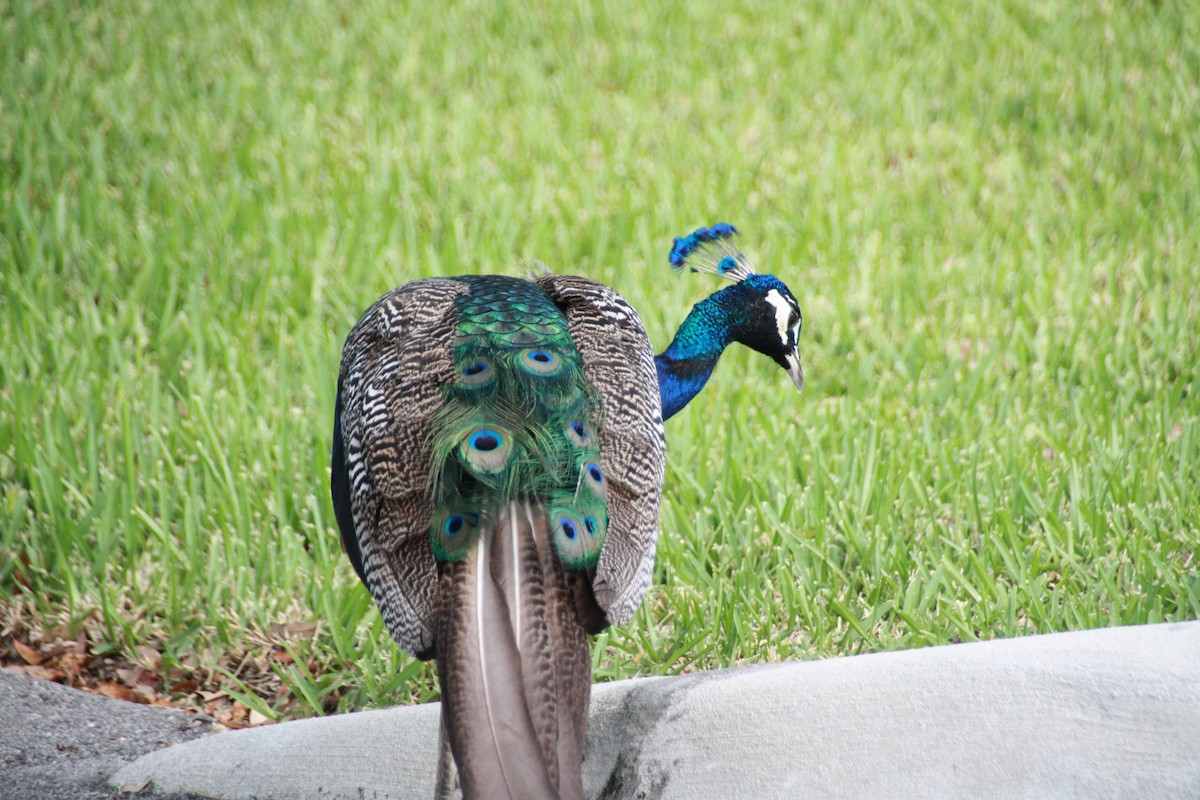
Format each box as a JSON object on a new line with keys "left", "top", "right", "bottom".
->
{"left": 519, "top": 348, "right": 562, "bottom": 375}
{"left": 559, "top": 518, "right": 578, "bottom": 540}
{"left": 567, "top": 420, "right": 592, "bottom": 447}
{"left": 469, "top": 430, "right": 502, "bottom": 451}
{"left": 788, "top": 311, "right": 799, "bottom": 330}
{"left": 460, "top": 357, "right": 494, "bottom": 385}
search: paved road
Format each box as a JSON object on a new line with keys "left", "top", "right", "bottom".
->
{"left": 0, "top": 669, "right": 213, "bottom": 800}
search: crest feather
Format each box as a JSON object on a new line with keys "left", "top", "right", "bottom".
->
{"left": 668, "top": 223, "right": 754, "bottom": 282}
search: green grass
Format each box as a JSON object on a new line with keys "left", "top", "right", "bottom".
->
{"left": 2, "top": 0, "right": 1198, "bottom": 719}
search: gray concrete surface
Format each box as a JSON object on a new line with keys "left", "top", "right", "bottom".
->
{"left": 0, "top": 668, "right": 213, "bottom": 800}
{"left": 108, "top": 621, "right": 1200, "bottom": 800}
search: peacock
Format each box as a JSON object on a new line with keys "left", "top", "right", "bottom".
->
{"left": 330, "top": 224, "right": 803, "bottom": 800}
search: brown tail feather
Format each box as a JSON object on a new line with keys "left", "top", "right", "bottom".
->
{"left": 434, "top": 502, "right": 590, "bottom": 800}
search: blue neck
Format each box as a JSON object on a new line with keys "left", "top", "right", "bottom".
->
{"left": 655, "top": 291, "right": 738, "bottom": 421}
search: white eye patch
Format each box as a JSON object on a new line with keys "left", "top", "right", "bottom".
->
{"left": 764, "top": 289, "right": 796, "bottom": 347}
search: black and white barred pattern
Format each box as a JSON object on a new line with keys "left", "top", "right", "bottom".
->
{"left": 334, "top": 274, "right": 665, "bottom": 656}
{"left": 536, "top": 275, "right": 666, "bottom": 625}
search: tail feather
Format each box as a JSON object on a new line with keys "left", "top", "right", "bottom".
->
{"left": 435, "top": 502, "right": 588, "bottom": 800}
{"left": 503, "top": 503, "right": 588, "bottom": 800}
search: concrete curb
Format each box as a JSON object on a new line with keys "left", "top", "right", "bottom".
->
{"left": 113, "top": 622, "right": 1200, "bottom": 799}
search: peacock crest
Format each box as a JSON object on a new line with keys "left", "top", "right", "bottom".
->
{"left": 668, "top": 222, "right": 754, "bottom": 282}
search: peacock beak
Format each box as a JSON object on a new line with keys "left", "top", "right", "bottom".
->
{"left": 784, "top": 351, "right": 804, "bottom": 393}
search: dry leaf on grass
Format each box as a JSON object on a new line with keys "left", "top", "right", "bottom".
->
{"left": 269, "top": 648, "right": 294, "bottom": 664}
{"left": 269, "top": 621, "right": 319, "bottom": 639}
{"left": 96, "top": 681, "right": 139, "bottom": 703}
{"left": 13, "top": 640, "right": 44, "bottom": 666}
{"left": 248, "top": 708, "right": 273, "bottom": 726}
{"left": 2, "top": 608, "right": 297, "bottom": 727}
{"left": 115, "top": 665, "right": 159, "bottom": 688}
{"left": 220, "top": 700, "right": 251, "bottom": 729}
{"left": 4, "top": 663, "right": 66, "bottom": 682}
{"left": 135, "top": 644, "right": 162, "bottom": 670}
{"left": 53, "top": 651, "right": 89, "bottom": 677}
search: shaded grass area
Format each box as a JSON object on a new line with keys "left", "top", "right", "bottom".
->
{"left": 2, "top": 0, "right": 1198, "bottom": 719}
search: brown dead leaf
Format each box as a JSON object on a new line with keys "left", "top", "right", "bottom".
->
{"left": 169, "top": 679, "right": 200, "bottom": 694}
{"left": 248, "top": 709, "right": 273, "bottom": 726}
{"left": 135, "top": 644, "right": 162, "bottom": 670}
{"left": 52, "top": 651, "right": 88, "bottom": 676}
{"left": 44, "top": 666, "right": 69, "bottom": 682}
{"left": 113, "top": 664, "right": 158, "bottom": 688}
{"left": 4, "top": 663, "right": 66, "bottom": 682}
{"left": 269, "top": 621, "right": 319, "bottom": 639}
{"left": 130, "top": 684, "right": 158, "bottom": 704}
{"left": 96, "top": 681, "right": 137, "bottom": 702}
{"left": 13, "top": 639, "right": 44, "bottom": 666}
{"left": 219, "top": 700, "right": 251, "bottom": 729}
{"left": 115, "top": 666, "right": 143, "bottom": 686}
{"left": 269, "top": 648, "right": 294, "bottom": 664}
{"left": 117, "top": 777, "right": 152, "bottom": 793}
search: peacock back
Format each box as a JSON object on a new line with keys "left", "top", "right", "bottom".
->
{"left": 333, "top": 273, "right": 664, "bottom": 659}
{"left": 429, "top": 275, "right": 608, "bottom": 570}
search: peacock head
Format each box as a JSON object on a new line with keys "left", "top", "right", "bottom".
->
{"left": 669, "top": 224, "right": 804, "bottom": 392}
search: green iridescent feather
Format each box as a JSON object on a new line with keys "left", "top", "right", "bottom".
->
{"left": 428, "top": 276, "right": 607, "bottom": 568}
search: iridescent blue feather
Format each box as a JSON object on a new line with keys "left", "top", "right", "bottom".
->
{"left": 668, "top": 223, "right": 754, "bottom": 281}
